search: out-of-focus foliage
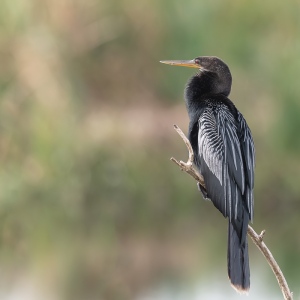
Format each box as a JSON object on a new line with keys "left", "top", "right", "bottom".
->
{"left": 0, "top": 0, "right": 300, "bottom": 299}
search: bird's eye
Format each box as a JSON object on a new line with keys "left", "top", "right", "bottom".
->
{"left": 194, "top": 58, "right": 200, "bottom": 65}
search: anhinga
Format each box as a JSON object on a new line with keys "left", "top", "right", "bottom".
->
{"left": 160, "top": 56, "right": 255, "bottom": 292}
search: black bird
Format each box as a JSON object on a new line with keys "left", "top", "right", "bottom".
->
{"left": 160, "top": 56, "right": 255, "bottom": 292}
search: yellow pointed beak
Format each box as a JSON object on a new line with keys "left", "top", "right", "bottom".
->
{"left": 160, "top": 59, "right": 200, "bottom": 69}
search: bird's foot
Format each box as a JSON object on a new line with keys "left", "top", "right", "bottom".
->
{"left": 197, "top": 182, "right": 210, "bottom": 200}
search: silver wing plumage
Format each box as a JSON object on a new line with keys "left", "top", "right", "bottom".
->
{"left": 197, "top": 105, "right": 255, "bottom": 220}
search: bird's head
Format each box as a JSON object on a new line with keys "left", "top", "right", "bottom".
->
{"left": 160, "top": 56, "right": 232, "bottom": 96}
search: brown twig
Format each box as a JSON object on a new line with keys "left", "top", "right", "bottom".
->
{"left": 170, "top": 125, "right": 205, "bottom": 187}
{"left": 247, "top": 227, "right": 293, "bottom": 300}
{"left": 170, "top": 124, "right": 293, "bottom": 300}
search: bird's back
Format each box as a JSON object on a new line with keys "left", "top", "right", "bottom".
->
{"left": 188, "top": 94, "right": 254, "bottom": 221}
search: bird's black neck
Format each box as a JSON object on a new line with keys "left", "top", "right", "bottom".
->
{"left": 184, "top": 70, "right": 232, "bottom": 115}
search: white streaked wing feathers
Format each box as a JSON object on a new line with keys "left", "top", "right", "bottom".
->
{"left": 198, "top": 109, "right": 224, "bottom": 185}
{"left": 198, "top": 105, "right": 254, "bottom": 220}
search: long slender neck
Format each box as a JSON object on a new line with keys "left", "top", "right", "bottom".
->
{"left": 185, "top": 70, "right": 232, "bottom": 120}
{"left": 184, "top": 70, "right": 232, "bottom": 119}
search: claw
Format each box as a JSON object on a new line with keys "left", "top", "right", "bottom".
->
{"left": 197, "top": 182, "right": 210, "bottom": 200}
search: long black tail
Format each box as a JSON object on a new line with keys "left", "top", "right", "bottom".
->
{"left": 227, "top": 212, "right": 250, "bottom": 293}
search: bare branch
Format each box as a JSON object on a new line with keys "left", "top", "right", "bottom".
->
{"left": 171, "top": 125, "right": 205, "bottom": 187}
{"left": 247, "top": 227, "right": 293, "bottom": 300}
{"left": 171, "top": 124, "right": 293, "bottom": 300}
{"left": 173, "top": 125, "right": 194, "bottom": 165}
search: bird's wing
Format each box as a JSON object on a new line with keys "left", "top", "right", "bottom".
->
{"left": 197, "top": 105, "right": 253, "bottom": 220}
{"left": 237, "top": 112, "right": 255, "bottom": 220}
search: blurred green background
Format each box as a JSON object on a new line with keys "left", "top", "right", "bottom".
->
{"left": 0, "top": 0, "right": 300, "bottom": 299}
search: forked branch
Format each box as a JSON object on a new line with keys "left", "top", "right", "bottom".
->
{"left": 170, "top": 124, "right": 293, "bottom": 300}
